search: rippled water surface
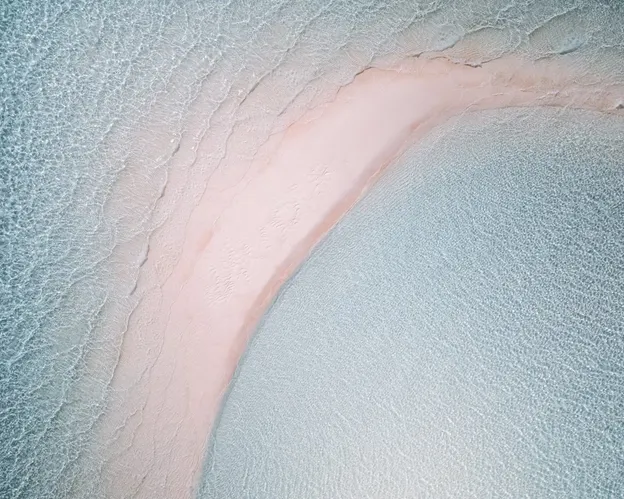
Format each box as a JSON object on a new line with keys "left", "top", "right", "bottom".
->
{"left": 1, "top": 1, "right": 623, "bottom": 498}
{"left": 203, "top": 108, "right": 624, "bottom": 497}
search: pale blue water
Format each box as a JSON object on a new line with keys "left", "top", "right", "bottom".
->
{"left": 201, "top": 108, "right": 624, "bottom": 497}
{"left": 1, "top": 1, "right": 623, "bottom": 498}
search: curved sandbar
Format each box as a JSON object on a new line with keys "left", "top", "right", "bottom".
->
{"left": 96, "top": 55, "right": 623, "bottom": 498}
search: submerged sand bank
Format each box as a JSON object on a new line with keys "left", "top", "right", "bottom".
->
{"left": 95, "top": 55, "right": 623, "bottom": 498}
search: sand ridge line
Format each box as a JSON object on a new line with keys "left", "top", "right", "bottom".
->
{"left": 96, "top": 55, "right": 623, "bottom": 499}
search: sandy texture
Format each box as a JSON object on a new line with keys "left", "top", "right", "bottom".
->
{"left": 96, "top": 56, "right": 623, "bottom": 498}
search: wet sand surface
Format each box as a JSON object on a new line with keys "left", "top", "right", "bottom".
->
{"left": 95, "top": 56, "right": 623, "bottom": 498}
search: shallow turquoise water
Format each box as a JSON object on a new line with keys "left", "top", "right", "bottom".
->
{"left": 1, "top": 1, "right": 623, "bottom": 497}
{"left": 201, "top": 108, "right": 624, "bottom": 497}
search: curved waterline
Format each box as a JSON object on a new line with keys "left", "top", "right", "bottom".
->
{"left": 202, "top": 107, "right": 624, "bottom": 497}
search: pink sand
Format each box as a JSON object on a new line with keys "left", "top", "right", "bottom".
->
{"left": 95, "top": 56, "right": 623, "bottom": 497}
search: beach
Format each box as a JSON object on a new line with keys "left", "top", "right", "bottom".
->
{"left": 92, "top": 55, "right": 623, "bottom": 498}
{"left": 3, "top": 2, "right": 624, "bottom": 498}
